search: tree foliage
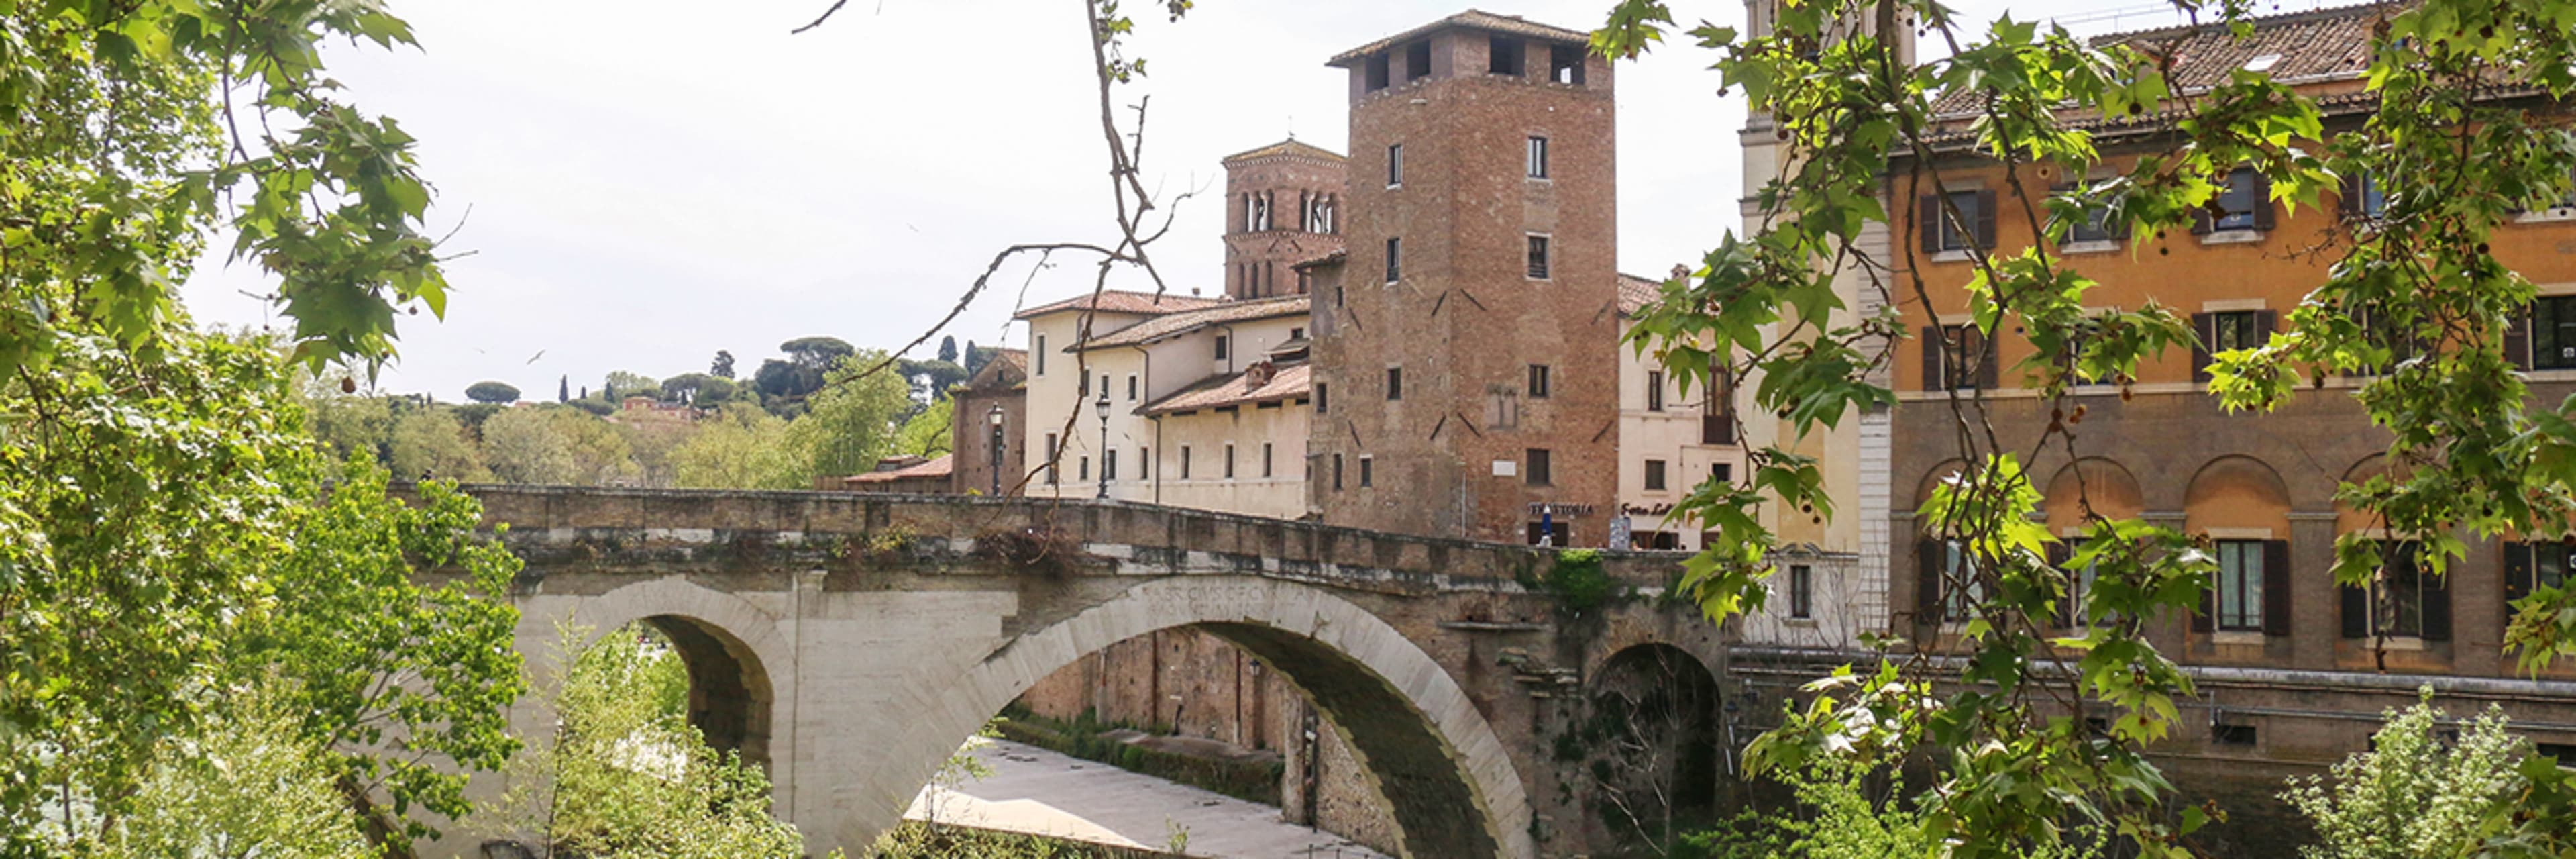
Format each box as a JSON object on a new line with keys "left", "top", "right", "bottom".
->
{"left": 1591, "top": 0, "right": 2576, "bottom": 852}
{"left": 790, "top": 352, "right": 916, "bottom": 481}
{"left": 671, "top": 404, "right": 802, "bottom": 490}
{"left": 466, "top": 381, "right": 523, "bottom": 404}
{"left": 2282, "top": 692, "right": 2552, "bottom": 859}
{"left": 897, "top": 396, "right": 955, "bottom": 458}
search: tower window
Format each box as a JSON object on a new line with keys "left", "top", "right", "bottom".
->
{"left": 1527, "top": 364, "right": 1551, "bottom": 398}
{"left": 1526, "top": 448, "right": 1552, "bottom": 486}
{"left": 1527, "top": 235, "right": 1550, "bottom": 279}
{"left": 1366, "top": 53, "right": 1391, "bottom": 91}
{"left": 1359, "top": 456, "right": 1374, "bottom": 487}
{"left": 1333, "top": 454, "right": 1344, "bottom": 490}
{"left": 1405, "top": 41, "right": 1432, "bottom": 81}
{"left": 1548, "top": 44, "right": 1585, "bottom": 85}
{"left": 1527, "top": 136, "right": 1549, "bottom": 179}
{"left": 1251, "top": 194, "right": 1272, "bottom": 232}
{"left": 1385, "top": 237, "right": 1401, "bottom": 283}
{"left": 1316, "top": 381, "right": 1330, "bottom": 413}
{"left": 1387, "top": 366, "right": 1403, "bottom": 400}
{"left": 1489, "top": 36, "right": 1524, "bottom": 75}
{"left": 1387, "top": 144, "right": 1403, "bottom": 187}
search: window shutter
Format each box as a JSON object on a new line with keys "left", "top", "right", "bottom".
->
{"left": 2252, "top": 173, "right": 2277, "bottom": 231}
{"left": 2337, "top": 172, "right": 2363, "bottom": 219}
{"left": 1974, "top": 190, "right": 1999, "bottom": 248}
{"left": 1923, "top": 326, "right": 1947, "bottom": 392}
{"left": 2191, "top": 313, "right": 2216, "bottom": 381}
{"left": 2191, "top": 203, "right": 2214, "bottom": 235}
{"left": 2340, "top": 585, "right": 2370, "bottom": 638}
{"left": 2421, "top": 569, "right": 2452, "bottom": 642}
{"left": 2506, "top": 309, "right": 2532, "bottom": 371}
{"left": 2192, "top": 570, "right": 2215, "bottom": 633}
{"left": 2504, "top": 541, "right": 2536, "bottom": 606}
{"left": 1969, "top": 326, "right": 1998, "bottom": 389}
{"left": 2263, "top": 540, "right": 2292, "bottom": 636}
{"left": 1919, "top": 195, "right": 1942, "bottom": 254}
{"left": 1918, "top": 540, "right": 1945, "bottom": 621}
{"left": 2047, "top": 542, "right": 2077, "bottom": 629}
{"left": 2255, "top": 309, "right": 2278, "bottom": 340}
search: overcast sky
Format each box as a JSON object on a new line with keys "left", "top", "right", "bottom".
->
{"left": 176, "top": 0, "right": 2336, "bottom": 401}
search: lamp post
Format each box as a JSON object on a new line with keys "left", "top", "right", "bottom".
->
{"left": 1093, "top": 393, "right": 1112, "bottom": 499}
{"left": 986, "top": 405, "right": 1006, "bottom": 497}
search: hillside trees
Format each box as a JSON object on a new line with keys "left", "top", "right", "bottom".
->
{"left": 1594, "top": 0, "right": 2576, "bottom": 851}
{"left": 466, "top": 381, "right": 523, "bottom": 404}
{"left": 790, "top": 352, "right": 917, "bottom": 481}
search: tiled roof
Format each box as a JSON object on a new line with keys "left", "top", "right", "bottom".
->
{"left": 1223, "top": 139, "right": 1347, "bottom": 164}
{"left": 844, "top": 454, "right": 953, "bottom": 484}
{"left": 1140, "top": 363, "right": 1311, "bottom": 415}
{"left": 1328, "top": 10, "right": 1592, "bottom": 67}
{"left": 1292, "top": 250, "right": 1347, "bottom": 270}
{"left": 1012, "top": 290, "right": 1226, "bottom": 321}
{"left": 1071, "top": 295, "right": 1311, "bottom": 351}
{"left": 1617, "top": 273, "right": 1663, "bottom": 315}
{"left": 959, "top": 348, "right": 1028, "bottom": 392}
{"left": 1930, "top": 3, "right": 2388, "bottom": 121}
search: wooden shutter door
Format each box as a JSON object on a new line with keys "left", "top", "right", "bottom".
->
{"left": 1974, "top": 190, "right": 1999, "bottom": 249}
{"left": 2253, "top": 173, "right": 2278, "bottom": 231}
{"left": 2504, "top": 542, "right": 2536, "bottom": 605}
{"left": 2192, "top": 566, "right": 2216, "bottom": 634}
{"left": 2340, "top": 584, "right": 2369, "bottom": 638}
{"left": 1919, "top": 540, "right": 1945, "bottom": 621}
{"left": 2421, "top": 568, "right": 2452, "bottom": 642}
{"left": 2191, "top": 313, "right": 2216, "bottom": 381}
{"left": 1919, "top": 195, "right": 1943, "bottom": 254}
{"left": 2263, "top": 540, "right": 2292, "bottom": 636}
{"left": 2506, "top": 309, "right": 2532, "bottom": 370}
{"left": 1923, "top": 325, "right": 1947, "bottom": 391}
{"left": 2048, "top": 542, "right": 2077, "bottom": 629}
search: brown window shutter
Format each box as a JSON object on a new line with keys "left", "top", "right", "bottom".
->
{"left": 2192, "top": 570, "right": 2216, "bottom": 633}
{"left": 2506, "top": 309, "right": 2532, "bottom": 370}
{"left": 2191, "top": 313, "right": 2216, "bottom": 382}
{"left": 1923, "top": 325, "right": 1947, "bottom": 392}
{"left": 2504, "top": 541, "right": 2536, "bottom": 606}
{"left": 2191, "top": 201, "right": 2215, "bottom": 234}
{"left": 1919, "top": 195, "right": 1943, "bottom": 254}
{"left": 1974, "top": 327, "right": 1998, "bottom": 389}
{"left": 2421, "top": 568, "right": 2452, "bottom": 642}
{"left": 1974, "top": 190, "right": 1999, "bottom": 248}
{"left": 2255, "top": 309, "right": 2278, "bottom": 340}
{"left": 2263, "top": 539, "right": 2292, "bottom": 636}
{"left": 2337, "top": 172, "right": 2363, "bottom": 219}
{"left": 2340, "top": 584, "right": 2370, "bottom": 638}
{"left": 2047, "top": 542, "right": 2077, "bottom": 629}
{"left": 1918, "top": 540, "right": 1945, "bottom": 621}
{"left": 2253, "top": 173, "right": 2277, "bottom": 231}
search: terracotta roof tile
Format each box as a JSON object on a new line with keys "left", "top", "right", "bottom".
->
{"left": 1930, "top": 3, "right": 2389, "bottom": 121}
{"left": 843, "top": 454, "right": 953, "bottom": 484}
{"left": 1329, "top": 10, "right": 1592, "bottom": 67}
{"left": 1071, "top": 295, "right": 1311, "bottom": 351}
{"left": 1222, "top": 139, "right": 1347, "bottom": 163}
{"left": 1617, "top": 273, "right": 1663, "bottom": 315}
{"left": 1012, "top": 290, "right": 1226, "bottom": 321}
{"left": 1140, "top": 363, "right": 1311, "bottom": 415}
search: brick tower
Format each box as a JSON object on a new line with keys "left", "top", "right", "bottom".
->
{"left": 1307, "top": 11, "right": 1619, "bottom": 544}
{"left": 1222, "top": 140, "right": 1348, "bottom": 299}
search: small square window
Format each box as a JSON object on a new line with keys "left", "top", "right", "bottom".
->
{"left": 1644, "top": 459, "right": 1667, "bottom": 491}
{"left": 1527, "top": 236, "right": 1551, "bottom": 279}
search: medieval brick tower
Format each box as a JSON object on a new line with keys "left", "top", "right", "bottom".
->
{"left": 1222, "top": 140, "right": 1348, "bottom": 299}
{"left": 1307, "top": 11, "right": 1619, "bottom": 544}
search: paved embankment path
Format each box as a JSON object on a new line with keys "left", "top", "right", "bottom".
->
{"left": 905, "top": 738, "right": 1389, "bottom": 859}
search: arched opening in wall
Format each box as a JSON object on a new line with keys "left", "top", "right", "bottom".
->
{"left": 639, "top": 615, "right": 774, "bottom": 773}
{"left": 1578, "top": 643, "right": 1723, "bottom": 856}
{"left": 2184, "top": 456, "right": 2294, "bottom": 639}
{"left": 907, "top": 618, "right": 1505, "bottom": 859}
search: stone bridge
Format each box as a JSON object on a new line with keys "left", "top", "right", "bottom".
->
{"left": 453, "top": 485, "right": 1726, "bottom": 858}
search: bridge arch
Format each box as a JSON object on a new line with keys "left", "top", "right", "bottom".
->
{"left": 857, "top": 575, "right": 1535, "bottom": 859}
{"left": 528, "top": 578, "right": 795, "bottom": 802}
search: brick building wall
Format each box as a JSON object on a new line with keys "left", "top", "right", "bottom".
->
{"left": 1309, "top": 15, "right": 1622, "bottom": 546}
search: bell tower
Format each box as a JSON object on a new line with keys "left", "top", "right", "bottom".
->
{"left": 1222, "top": 140, "right": 1348, "bottom": 299}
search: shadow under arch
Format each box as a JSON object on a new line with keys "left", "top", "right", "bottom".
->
{"left": 1584, "top": 642, "right": 1724, "bottom": 848}
{"left": 864, "top": 576, "right": 1534, "bottom": 859}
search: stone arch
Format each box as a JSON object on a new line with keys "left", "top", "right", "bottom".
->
{"left": 2185, "top": 455, "right": 2292, "bottom": 538}
{"left": 2044, "top": 457, "right": 2145, "bottom": 535}
{"left": 857, "top": 576, "right": 1534, "bottom": 859}
{"left": 1582, "top": 643, "right": 1724, "bottom": 848}
{"left": 533, "top": 578, "right": 794, "bottom": 801}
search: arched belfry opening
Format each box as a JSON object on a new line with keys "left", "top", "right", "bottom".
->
{"left": 643, "top": 615, "right": 775, "bottom": 772}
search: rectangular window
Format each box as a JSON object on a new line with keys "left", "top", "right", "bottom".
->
{"left": 1316, "top": 381, "right": 1330, "bottom": 413}
{"left": 1527, "top": 136, "right": 1549, "bottom": 179}
{"left": 1387, "top": 144, "right": 1403, "bottom": 187}
{"left": 1387, "top": 366, "right": 1403, "bottom": 401}
{"left": 1527, "top": 519, "right": 1570, "bottom": 546}
{"left": 1359, "top": 456, "right": 1374, "bottom": 487}
{"left": 1405, "top": 41, "right": 1430, "bottom": 81}
{"left": 2061, "top": 185, "right": 2116, "bottom": 244}
{"left": 1104, "top": 449, "right": 1118, "bottom": 482}
{"left": 1224, "top": 443, "right": 1236, "bottom": 479}
{"left": 2213, "top": 167, "right": 2266, "bottom": 231}
{"left": 1332, "top": 454, "right": 1344, "bottom": 490}
{"left": 2345, "top": 170, "right": 2387, "bottom": 219}
{"left": 2212, "top": 724, "right": 2258, "bottom": 746}
{"left": 1527, "top": 364, "right": 1551, "bottom": 398}
{"left": 2534, "top": 295, "right": 2576, "bottom": 370}
{"left": 1489, "top": 36, "right": 1523, "bottom": 75}
{"left": 1366, "top": 53, "right": 1391, "bottom": 91}
{"left": 1263, "top": 442, "right": 1275, "bottom": 478}
{"left": 1138, "top": 446, "right": 1148, "bottom": 481}
{"left": 1789, "top": 564, "right": 1813, "bottom": 619}
{"left": 1045, "top": 434, "right": 1061, "bottom": 484}
{"left": 1214, "top": 335, "right": 1230, "bottom": 361}
{"left": 1036, "top": 336, "right": 1047, "bottom": 374}
{"left": 1927, "top": 324, "right": 1996, "bottom": 390}
{"left": 1180, "top": 445, "right": 1192, "bottom": 479}
{"left": 2344, "top": 540, "right": 2446, "bottom": 640}
{"left": 1714, "top": 463, "right": 1733, "bottom": 484}
{"left": 1079, "top": 456, "right": 1091, "bottom": 481}
{"left": 2210, "top": 311, "right": 2263, "bottom": 353}
{"left": 1935, "top": 539, "right": 1983, "bottom": 622}
{"left": 1548, "top": 44, "right": 1585, "bottom": 85}
{"left": 1526, "top": 235, "right": 1550, "bottom": 279}
{"left": 1702, "top": 365, "right": 1735, "bottom": 444}
{"left": 1385, "top": 237, "right": 1401, "bottom": 283}
{"left": 1126, "top": 374, "right": 1138, "bottom": 401}
{"left": 2213, "top": 540, "right": 2266, "bottom": 631}
{"left": 1526, "top": 448, "right": 1552, "bottom": 486}
{"left": 1099, "top": 374, "right": 1110, "bottom": 400}
{"left": 1939, "top": 190, "right": 1983, "bottom": 251}
{"left": 1644, "top": 459, "right": 1667, "bottom": 491}
{"left": 1646, "top": 370, "right": 1665, "bottom": 411}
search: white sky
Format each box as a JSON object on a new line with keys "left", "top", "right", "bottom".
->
{"left": 176, "top": 0, "right": 2337, "bottom": 401}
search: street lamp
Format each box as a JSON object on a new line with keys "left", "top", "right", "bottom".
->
{"left": 986, "top": 405, "right": 1006, "bottom": 497}
{"left": 1093, "top": 393, "right": 1112, "bottom": 499}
